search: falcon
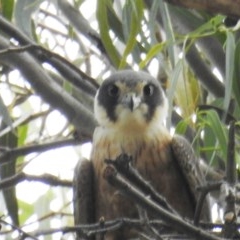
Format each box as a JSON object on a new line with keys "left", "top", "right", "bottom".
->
{"left": 73, "top": 70, "right": 209, "bottom": 240}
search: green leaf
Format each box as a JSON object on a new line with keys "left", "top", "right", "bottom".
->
{"left": 166, "top": 59, "right": 183, "bottom": 128}
{"left": 199, "top": 110, "right": 228, "bottom": 161}
{"left": 17, "top": 124, "right": 28, "bottom": 147}
{"left": 34, "top": 190, "right": 54, "bottom": 232}
{"left": 139, "top": 42, "right": 165, "bottom": 69}
{"left": 1, "top": 0, "right": 14, "bottom": 20}
{"left": 14, "top": 0, "right": 42, "bottom": 39}
{"left": 96, "top": 0, "right": 120, "bottom": 67}
{"left": 0, "top": 127, "right": 19, "bottom": 226}
{"left": 185, "top": 15, "right": 224, "bottom": 39}
{"left": 148, "top": 0, "right": 161, "bottom": 42}
{"left": 18, "top": 200, "right": 34, "bottom": 224}
{"left": 159, "top": 0, "right": 175, "bottom": 67}
{"left": 224, "top": 31, "right": 235, "bottom": 113}
{"left": 174, "top": 119, "right": 188, "bottom": 135}
{"left": 17, "top": 124, "right": 28, "bottom": 165}
{"left": 63, "top": 80, "right": 73, "bottom": 94}
{"left": 207, "top": 111, "right": 228, "bottom": 156}
{"left": 119, "top": 0, "right": 144, "bottom": 69}
{"left": 107, "top": 3, "right": 124, "bottom": 42}
{"left": 0, "top": 95, "right": 12, "bottom": 128}
{"left": 233, "top": 39, "right": 240, "bottom": 109}
{"left": 201, "top": 125, "right": 219, "bottom": 166}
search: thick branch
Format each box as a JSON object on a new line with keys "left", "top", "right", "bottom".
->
{"left": 185, "top": 44, "right": 225, "bottom": 97}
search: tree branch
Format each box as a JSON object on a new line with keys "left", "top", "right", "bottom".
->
{"left": 0, "top": 218, "right": 38, "bottom": 240}
{"left": 0, "top": 35, "right": 97, "bottom": 137}
{"left": 56, "top": 0, "right": 108, "bottom": 60}
{"left": 32, "top": 218, "right": 148, "bottom": 238}
{"left": 0, "top": 138, "right": 85, "bottom": 165}
{"left": 31, "top": 218, "right": 215, "bottom": 239}
{"left": 0, "top": 15, "right": 98, "bottom": 96}
{"left": 164, "top": 0, "right": 240, "bottom": 18}
{"left": 185, "top": 44, "right": 225, "bottom": 97}
{"left": 0, "top": 172, "right": 72, "bottom": 189}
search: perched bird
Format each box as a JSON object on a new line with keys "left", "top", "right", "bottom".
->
{"left": 73, "top": 70, "right": 209, "bottom": 240}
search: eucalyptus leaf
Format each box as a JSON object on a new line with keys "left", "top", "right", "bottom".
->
{"left": 0, "top": 124, "right": 19, "bottom": 226}
{"left": 0, "top": 95, "right": 12, "bottom": 128}
{"left": 167, "top": 59, "right": 183, "bottom": 129}
{"left": 14, "top": 0, "right": 42, "bottom": 39}
{"left": 158, "top": 0, "right": 175, "bottom": 68}
{"left": 96, "top": 0, "right": 120, "bottom": 67}
{"left": 119, "top": 1, "right": 144, "bottom": 69}
{"left": 18, "top": 200, "right": 34, "bottom": 224}
{"left": 224, "top": 31, "right": 235, "bottom": 114}
{"left": 139, "top": 42, "right": 165, "bottom": 69}
{"left": 1, "top": 0, "right": 14, "bottom": 20}
{"left": 200, "top": 110, "right": 228, "bottom": 161}
{"left": 233, "top": 39, "right": 240, "bottom": 109}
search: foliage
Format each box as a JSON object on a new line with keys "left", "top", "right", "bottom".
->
{"left": 0, "top": 0, "right": 239, "bottom": 239}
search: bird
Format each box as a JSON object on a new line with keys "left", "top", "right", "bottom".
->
{"left": 73, "top": 70, "right": 209, "bottom": 240}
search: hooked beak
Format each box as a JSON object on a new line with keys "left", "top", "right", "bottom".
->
{"left": 122, "top": 93, "right": 141, "bottom": 111}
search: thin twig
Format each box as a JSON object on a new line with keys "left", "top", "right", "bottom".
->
{"left": 33, "top": 218, "right": 143, "bottom": 237}
{"left": 0, "top": 138, "right": 85, "bottom": 165}
{"left": 9, "top": 217, "right": 232, "bottom": 239}
{"left": 0, "top": 172, "right": 72, "bottom": 189}
{"left": 0, "top": 218, "right": 38, "bottom": 240}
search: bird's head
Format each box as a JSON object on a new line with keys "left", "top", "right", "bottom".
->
{"left": 94, "top": 70, "right": 168, "bottom": 132}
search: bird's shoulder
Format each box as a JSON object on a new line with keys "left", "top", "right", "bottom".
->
{"left": 73, "top": 157, "right": 95, "bottom": 226}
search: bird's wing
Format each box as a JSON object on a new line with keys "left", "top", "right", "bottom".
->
{"left": 171, "top": 135, "right": 204, "bottom": 196}
{"left": 171, "top": 135, "right": 210, "bottom": 220}
{"left": 73, "top": 158, "right": 95, "bottom": 238}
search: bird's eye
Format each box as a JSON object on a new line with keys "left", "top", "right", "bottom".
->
{"left": 107, "top": 84, "right": 119, "bottom": 97}
{"left": 143, "top": 84, "right": 154, "bottom": 96}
